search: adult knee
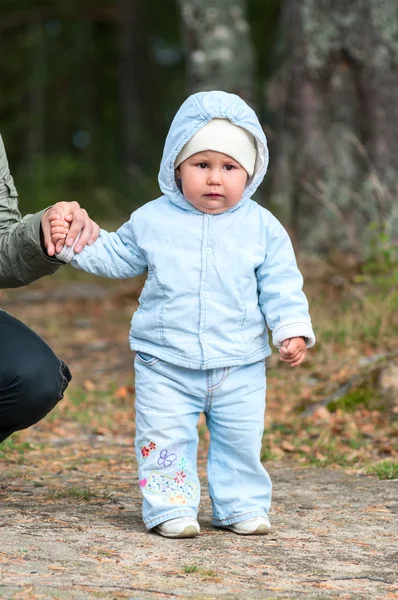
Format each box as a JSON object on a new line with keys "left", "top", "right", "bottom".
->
{"left": 0, "top": 311, "right": 72, "bottom": 437}
{"left": 26, "top": 357, "right": 70, "bottom": 421}
{"left": 5, "top": 356, "right": 71, "bottom": 431}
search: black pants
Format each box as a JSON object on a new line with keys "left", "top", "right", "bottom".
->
{"left": 0, "top": 311, "right": 71, "bottom": 443}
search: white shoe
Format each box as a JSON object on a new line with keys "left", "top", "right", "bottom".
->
{"left": 153, "top": 517, "right": 200, "bottom": 538}
{"left": 226, "top": 516, "right": 271, "bottom": 535}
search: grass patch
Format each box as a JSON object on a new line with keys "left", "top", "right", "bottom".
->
{"left": 261, "top": 435, "right": 278, "bottom": 461}
{"left": 183, "top": 564, "right": 199, "bottom": 573}
{"left": 58, "top": 384, "right": 135, "bottom": 432}
{"left": 182, "top": 565, "right": 219, "bottom": 579}
{"left": 327, "top": 387, "right": 381, "bottom": 413}
{"left": 0, "top": 436, "right": 42, "bottom": 464}
{"left": 299, "top": 439, "right": 360, "bottom": 468}
{"left": 310, "top": 274, "right": 398, "bottom": 349}
{"left": 201, "top": 569, "right": 218, "bottom": 578}
{"left": 0, "top": 437, "right": 33, "bottom": 453}
{"left": 367, "top": 460, "right": 398, "bottom": 480}
{"left": 260, "top": 444, "right": 274, "bottom": 462}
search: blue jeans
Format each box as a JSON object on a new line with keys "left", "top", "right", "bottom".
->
{"left": 134, "top": 353, "right": 271, "bottom": 530}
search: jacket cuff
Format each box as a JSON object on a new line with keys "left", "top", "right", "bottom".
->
{"left": 22, "top": 210, "right": 62, "bottom": 266}
{"left": 272, "top": 319, "right": 316, "bottom": 348}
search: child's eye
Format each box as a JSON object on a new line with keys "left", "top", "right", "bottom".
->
{"left": 197, "top": 163, "right": 208, "bottom": 169}
{"left": 224, "top": 164, "right": 234, "bottom": 171}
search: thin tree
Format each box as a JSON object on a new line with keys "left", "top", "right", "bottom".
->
{"left": 177, "top": 0, "right": 255, "bottom": 104}
{"left": 117, "top": 0, "right": 146, "bottom": 173}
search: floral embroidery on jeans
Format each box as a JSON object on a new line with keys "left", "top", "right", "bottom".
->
{"left": 179, "top": 456, "right": 187, "bottom": 470}
{"left": 145, "top": 471, "right": 197, "bottom": 500}
{"left": 139, "top": 441, "right": 157, "bottom": 460}
{"left": 157, "top": 449, "right": 177, "bottom": 468}
{"left": 174, "top": 471, "right": 186, "bottom": 484}
{"left": 169, "top": 494, "right": 186, "bottom": 505}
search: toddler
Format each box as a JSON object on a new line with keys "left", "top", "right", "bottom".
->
{"left": 51, "top": 91, "right": 315, "bottom": 539}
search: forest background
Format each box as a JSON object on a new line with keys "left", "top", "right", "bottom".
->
{"left": 2, "top": 0, "right": 398, "bottom": 260}
{"left": 1, "top": 0, "right": 398, "bottom": 475}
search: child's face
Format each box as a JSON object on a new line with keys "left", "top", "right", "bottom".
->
{"left": 175, "top": 151, "right": 248, "bottom": 214}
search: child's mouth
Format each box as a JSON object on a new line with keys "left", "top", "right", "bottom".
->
{"left": 205, "top": 193, "right": 223, "bottom": 197}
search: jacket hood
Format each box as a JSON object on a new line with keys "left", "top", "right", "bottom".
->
{"left": 158, "top": 91, "right": 269, "bottom": 213}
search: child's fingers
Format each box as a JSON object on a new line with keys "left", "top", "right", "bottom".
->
{"left": 50, "top": 219, "right": 69, "bottom": 228}
{"left": 50, "top": 226, "right": 69, "bottom": 235}
{"left": 281, "top": 354, "right": 305, "bottom": 366}
{"left": 49, "top": 216, "right": 68, "bottom": 226}
{"left": 51, "top": 233, "right": 68, "bottom": 242}
{"left": 287, "top": 338, "right": 304, "bottom": 352}
{"left": 49, "top": 213, "right": 72, "bottom": 223}
{"left": 279, "top": 344, "right": 300, "bottom": 360}
{"left": 280, "top": 354, "right": 298, "bottom": 364}
{"left": 51, "top": 232, "right": 68, "bottom": 242}
{"left": 280, "top": 345, "right": 305, "bottom": 363}
{"left": 280, "top": 338, "right": 306, "bottom": 356}
{"left": 290, "top": 352, "right": 306, "bottom": 367}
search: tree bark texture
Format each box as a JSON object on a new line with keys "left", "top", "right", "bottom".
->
{"left": 117, "top": 0, "right": 147, "bottom": 172}
{"left": 177, "top": 0, "right": 255, "bottom": 105}
{"left": 27, "top": 21, "right": 46, "bottom": 174}
{"left": 269, "top": 0, "right": 398, "bottom": 258}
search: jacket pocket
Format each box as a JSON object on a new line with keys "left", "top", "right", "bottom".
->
{"left": 135, "top": 352, "right": 160, "bottom": 367}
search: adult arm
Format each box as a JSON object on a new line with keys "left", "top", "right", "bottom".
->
{"left": 256, "top": 216, "right": 316, "bottom": 348}
{"left": 56, "top": 213, "right": 148, "bottom": 279}
{"left": 0, "top": 135, "right": 100, "bottom": 288}
{"left": 0, "top": 135, "right": 62, "bottom": 288}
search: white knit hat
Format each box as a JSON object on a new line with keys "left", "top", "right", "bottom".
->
{"left": 175, "top": 118, "right": 257, "bottom": 177}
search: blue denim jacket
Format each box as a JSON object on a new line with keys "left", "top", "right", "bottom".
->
{"left": 59, "top": 91, "right": 315, "bottom": 369}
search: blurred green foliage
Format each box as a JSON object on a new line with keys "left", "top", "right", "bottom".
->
{"left": 363, "top": 222, "right": 398, "bottom": 275}
{"left": 0, "top": 0, "right": 280, "bottom": 217}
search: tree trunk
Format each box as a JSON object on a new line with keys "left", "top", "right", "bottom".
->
{"left": 116, "top": 0, "right": 147, "bottom": 173}
{"left": 26, "top": 21, "right": 46, "bottom": 183}
{"left": 177, "top": 0, "right": 255, "bottom": 105}
{"left": 268, "top": 0, "right": 398, "bottom": 260}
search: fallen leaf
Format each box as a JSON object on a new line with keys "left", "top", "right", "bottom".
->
{"left": 82, "top": 380, "right": 96, "bottom": 392}
{"left": 281, "top": 441, "right": 296, "bottom": 452}
{"left": 114, "top": 385, "right": 134, "bottom": 398}
{"left": 365, "top": 505, "right": 391, "bottom": 513}
{"left": 343, "top": 539, "right": 370, "bottom": 547}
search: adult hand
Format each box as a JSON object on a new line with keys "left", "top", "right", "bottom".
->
{"left": 41, "top": 201, "right": 100, "bottom": 257}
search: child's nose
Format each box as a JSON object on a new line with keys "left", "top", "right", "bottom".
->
{"left": 207, "top": 169, "right": 222, "bottom": 184}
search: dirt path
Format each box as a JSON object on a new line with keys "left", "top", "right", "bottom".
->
{"left": 1, "top": 277, "right": 397, "bottom": 599}
{"left": 0, "top": 454, "right": 397, "bottom": 600}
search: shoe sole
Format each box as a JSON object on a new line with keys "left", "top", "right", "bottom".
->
{"left": 155, "top": 525, "right": 200, "bottom": 539}
{"left": 228, "top": 524, "right": 271, "bottom": 535}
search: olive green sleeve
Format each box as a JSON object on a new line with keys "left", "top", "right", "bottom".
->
{"left": 0, "top": 134, "right": 61, "bottom": 289}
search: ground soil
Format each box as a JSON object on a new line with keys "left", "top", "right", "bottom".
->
{"left": 1, "top": 457, "right": 397, "bottom": 600}
{"left": 0, "top": 276, "right": 397, "bottom": 600}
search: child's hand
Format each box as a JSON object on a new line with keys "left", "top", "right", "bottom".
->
{"left": 279, "top": 337, "right": 307, "bottom": 367}
{"left": 49, "top": 214, "right": 70, "bottom": 246}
